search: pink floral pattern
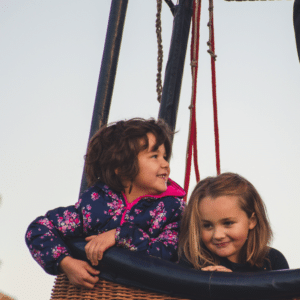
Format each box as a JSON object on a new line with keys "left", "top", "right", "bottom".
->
{"left": 74, "top": 198, "right": 82, "bottom": 209}
{"left": 25, "top": 180, "right": 185, "bottom": 275}
{"left": 52, "top": 245, "right": 68, "bottom": 259}
{"left": 117, "top": 236, "right": 137, "bottom": 251}
{"left": 30, "top": 248, "right": 45, "bottom": 268}
{"left": 37, "top": 218, "right": 54, "bottom": 230}
{"left": 104, "top": 198, "right": 124, "bottom": 221}
{"left": 56, "top": 210, "right": 80, "bottom": 234}
{"left": 135, "top": 209, "right": 142, "bottom": 214}
{"left": 82, "top": 207, "right": 92, "bottom": 233}
{"left": 149, "top": 202, "right": 167, "bottom": 234}
{"left": 26, "top": 230, "right": 32, "bottom": 241}
{"left": 91, "top": 192, "right": 99, "bottom": 201}
{"left": 138, "top": 228, "right": 149, "bottom": 241}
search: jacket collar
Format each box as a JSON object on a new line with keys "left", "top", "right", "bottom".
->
{"left": 96, "top": 178, "right": 186, "bottom": 200}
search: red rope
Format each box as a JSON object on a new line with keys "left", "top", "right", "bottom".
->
{"left": 183, "top": 0, "right": 201, "bottom": 201}
{"left": 184, "top": 0, "right": 221, "bottom": 200}
{"left": 209, "top": 1, "right": 221, "bottom": 175}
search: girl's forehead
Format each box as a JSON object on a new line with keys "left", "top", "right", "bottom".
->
{"left": 199, "top": 195, "right": 243, "bottom": 214}
{"left": 147, "top": 132, "right": 157, "bottom": 146}
{"left": 199, "top": 198, "right": 248, "bottom": 223}
{"left": 139, "top": 132, "right": 168, "bottom": 156}
{"left": 140, "top": 133, "right": 158, "bottom": 150}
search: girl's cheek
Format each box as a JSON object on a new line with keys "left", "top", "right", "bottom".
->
{"left": 235, "top": 235, "right": 248, "bottom": 244}
{"left": 201, "top": 231, "right": 211, "bottom": 242}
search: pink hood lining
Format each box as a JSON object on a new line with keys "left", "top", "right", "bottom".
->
{"left": 120, "top": 179, "right": 185, "bottom": 225}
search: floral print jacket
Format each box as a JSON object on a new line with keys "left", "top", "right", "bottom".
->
{"left": 25, "top": 179, "right": 186, "bottom": 275}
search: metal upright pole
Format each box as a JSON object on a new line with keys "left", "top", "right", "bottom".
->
{"left": 80, "top": 0, "right": 128, "bottom": 193}
{"left": 158, "top": 0, "right": 193, "bottom": 133}
{"left": 294, "top": 0, "right": 300, "bottom": 61}
{"left": 89, "top": 0, "right": 128, "bottom": 138}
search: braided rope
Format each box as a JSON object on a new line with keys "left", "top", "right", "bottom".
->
{"left": 156, "top": 0, "right": 163, "bottom": 103}
{"left": 208, "top": 0, "right": 221, "bottom": 175}
{"left": 207, "top": 0, "right": 217, "bottom": 61}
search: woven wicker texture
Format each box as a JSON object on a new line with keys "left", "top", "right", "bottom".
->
{"left": 51, "top": 274, "right": 190, "bottom": 300}
{"left": 0, "top": 293, "right": 15, "bottom": 300}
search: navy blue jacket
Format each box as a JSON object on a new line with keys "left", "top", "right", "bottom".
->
{"left": 25, "top": 179, "right": 185, "bottom": 275}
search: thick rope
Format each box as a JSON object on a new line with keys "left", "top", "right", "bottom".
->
{"left": 184, "top": 0, "right": 201, "bottom": 201}
{"left": 207, "top": 0, "right": 221, "bottom": 175}
{"left": 156, "top": 0, "right": 163, "bottom": 103}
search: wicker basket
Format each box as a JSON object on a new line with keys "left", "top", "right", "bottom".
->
{"left": 0, "top": 293, "right": 16, "bottom": 300}
{"left": 50, "top": 274, "right": 189, "bottom": 300}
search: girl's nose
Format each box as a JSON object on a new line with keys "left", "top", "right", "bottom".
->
{"left": 213, "top": 228, "right": 226, "bottom": 240}
{"left": 161, "top": 158, "right": 169, "bottom": 168}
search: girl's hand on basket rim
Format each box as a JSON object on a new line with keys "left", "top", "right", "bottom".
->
{"left": 59, "top": 256, "right": 100, "bottom": 289}
{"left": 85, "top": 229, "right": 116, "bottom": 266}
{"left": 201, "top": 265, "right": 232, "bottom": 272}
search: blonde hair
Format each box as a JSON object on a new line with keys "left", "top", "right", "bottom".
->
{"left": 178, "top": 172, "right": 273, "bottom": 269}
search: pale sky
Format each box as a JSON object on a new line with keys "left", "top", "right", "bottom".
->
{"left": 0, "top": 1, "right": 299, "bottom": 299}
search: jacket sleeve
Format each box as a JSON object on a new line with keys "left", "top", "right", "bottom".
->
{"left": 25, "top": 188, "right": 96, "bottom": 275}
{"left": 115, "top": 197, "right": 185, "bottom": 262}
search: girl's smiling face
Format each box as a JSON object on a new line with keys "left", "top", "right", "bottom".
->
{"left": 199, "top": 195, "right": 257, "bottom": 263}
{"left": 125, "top": 132, "right": 170, "bottom": 202}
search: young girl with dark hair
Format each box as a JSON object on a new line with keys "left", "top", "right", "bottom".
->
{"left": 25, "top": 118, "right": 185, "bottom": 288}
{"left": 178, "top": 172, "right": 288, "bottom": 272}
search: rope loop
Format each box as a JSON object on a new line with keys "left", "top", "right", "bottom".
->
{"left": 184, "top": 0, "right": 201, "bottom": 201}
{"left": 184, "top": 0, "right": 221, "bottom": 200}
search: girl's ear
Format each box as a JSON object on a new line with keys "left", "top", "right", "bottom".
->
{"left": 248, "top": 212, "right": 257, "bottom": 230}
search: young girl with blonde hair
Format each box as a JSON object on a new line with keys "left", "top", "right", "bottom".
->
{"left": 178, "top": 172, "right": 288, "bottom": 272}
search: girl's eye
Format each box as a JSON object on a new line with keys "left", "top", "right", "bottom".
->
{"left": 151, "top": 154, "right": 158, "bottom": 158}
{"left": 202, "top": 223, "right": 212, "bottom": 229}
{"left": 224, "top": 221, "right": 234, "bottom": 226}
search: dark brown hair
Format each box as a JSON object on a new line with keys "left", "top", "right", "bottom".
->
{"left": 85, "top": 118, "right": 173, "bottom": 192}
{"left": 178, "top": 172, "right": 273, "bottom": 269}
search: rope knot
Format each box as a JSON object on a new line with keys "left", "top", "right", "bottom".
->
{"left": 207, "top": 49, "right": 217, "bottom": 61}
{"left": 190, "top": 60, "right": 198, "bottom": 67}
